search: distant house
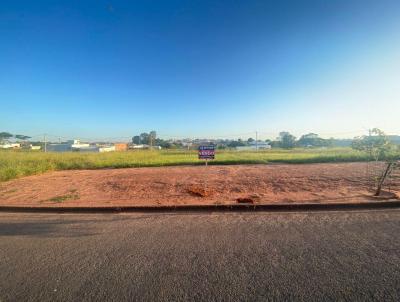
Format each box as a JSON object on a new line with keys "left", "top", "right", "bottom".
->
{"left": 0, "top": 141, "right": 20, "bottom": 149}
{"left": 98, "top": 146, "right": 115, "bottom": 152}
{"left": 114, "top": 143, "right": 128, "bottom": 151}
{"left": 19, "top": 143, "right": 41, "bottom": 150}
{"left": 181, "top": 142, "right": 193, "bottom": 147}
{"left": 69, "top": 140, "right": 91, "bottom": 150}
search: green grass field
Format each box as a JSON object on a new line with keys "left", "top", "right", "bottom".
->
{"left": 0, "top": 148, "right": 398, "bottom": 182}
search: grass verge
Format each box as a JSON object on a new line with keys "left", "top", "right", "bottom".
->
{"left": 1, "top": 148, "right": 398, "bottom": 182}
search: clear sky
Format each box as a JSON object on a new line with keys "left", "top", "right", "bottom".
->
{"left": 1, "top": 0, "right": 400, "bottom": 141}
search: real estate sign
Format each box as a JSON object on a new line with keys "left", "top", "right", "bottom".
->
{"left": 198, "top": 145, "right": 215, "bottom": 160}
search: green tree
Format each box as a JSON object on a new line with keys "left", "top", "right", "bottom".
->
{"left": 139, "top": 132, "right": 150, "bottom": 144}
{"left": 0, "top": 132, "right": 13, "bottom": 142}
{"left": 132, "top": 135, "right": 141, "bottom": 144}
{"left": 279, "top": 132, "right": 296, "bottom": 149}
{"left": 298, "top": 133, "right": 331, "bottom": 147}
{"left": 149, "top": 131, "right": 157, "bottom": 147}
{"left": 155, "top": 138, "right": 171, "bottom": 148}
{"left": 352, "top": 128, "right": 397, "bottom": 196}
{"left": 351, "top": 128, "right": 391, "bottom": 161}
{"left": 15, "top": 134, "right": 31, "bottom": 140}
{"left": 228, "top": 140, "right": 246, "bottom": 148}
{"left": 149, "top": 131, "right": 157, "bottom": 140}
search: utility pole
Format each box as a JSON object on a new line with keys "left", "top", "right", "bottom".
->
{"left": 43, "top": 134, "right": 47, "bottom": 152}
{"left": 255, "top": 131, "right": 258, "bottom": 151}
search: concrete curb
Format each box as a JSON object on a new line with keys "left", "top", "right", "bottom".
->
{"left": 1, "top": 200, "right": 400, "bottom": 213}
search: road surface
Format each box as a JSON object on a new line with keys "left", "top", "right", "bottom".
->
{"left": 1, "top": 210, "right": 400, "bottom": 301}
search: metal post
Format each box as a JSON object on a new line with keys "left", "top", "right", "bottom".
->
{"left": 150, "top": 135, "right": 152, "bottom": 150}
{"left": 44, "top": 134, "right": 47, "bottom": 152}
{"left": 256, "top": 131, "right": 258, "bottom": 151}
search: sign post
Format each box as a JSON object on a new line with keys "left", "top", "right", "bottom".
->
{"left": 198, "top": 145, "right": 215, "bottom": 166}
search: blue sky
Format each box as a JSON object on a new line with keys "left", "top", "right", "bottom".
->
{"left": 1, "top": 0, "right": 400, "bottom": 141}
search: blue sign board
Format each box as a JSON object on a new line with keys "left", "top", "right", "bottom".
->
{"left": 198, "top": 145, "right": 215, "bottom": 160}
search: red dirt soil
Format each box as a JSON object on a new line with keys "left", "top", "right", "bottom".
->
{"left": 0, "top": 163, "right": 399, "bottom": 207}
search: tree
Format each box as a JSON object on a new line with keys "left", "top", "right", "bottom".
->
{"left": 149, "top": 131, "right": 157, "bottom": 140}
{"left": 374, "top": 161, "right": 398, "bottom": 196}
{"left": 155, "top": 138, "right": 171, "bottom": 148}
{"left": 149, "top": 131, "right": 157, "bottom": 147}
{"left": 270, "top": 140, "right": 280, "bottom": 148}
{"left": 132, "top": 135, "right": 141, "bottom": 144}
{"left": 15, "top": 134, "right": 31, "bottom": 140}
{"left": 352, "top": 128, "right": 397, "bottom": 196}
{"left": 279, "top": 132, "right": 296, "bottom": 149}
{"left": 247, "top": 137, "right": 255, "bottom": 143}
{"left": 298, "top": 133, "right": 330, "bottom": 147}
{"left": 139, "top": 132, "right": 150, "bottom": 144}
{"left": 227, "top": 140, "right": 246, "bottom": 148}
{"left": 0, "top": 132, "right": 13, "bottom": 142}
{"left": 351, "top": 128, "right": 391, "bottom": 161}
{"left": 133, "top": 131, "right": 172, "bottom": 148}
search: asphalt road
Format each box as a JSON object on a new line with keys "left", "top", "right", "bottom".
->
{"left": 1, "top": 210, "right": 400, "bottom": 301}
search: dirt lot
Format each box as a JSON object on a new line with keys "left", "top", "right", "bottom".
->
{"left": 0, "top": 163, "right": 399, "bottom": 207}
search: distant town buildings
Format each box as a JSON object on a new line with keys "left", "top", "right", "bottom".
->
{"left": 45, "top": 140, "right": 146, "bottom": 152}
{"left": 46, "top": 140, "right": 121, "bottom": 153}
{"left": 3, "top": 132, "right": 398, "bottom": 152}
{"left": 47, "top": 140, "right": 90, "bottom": 152}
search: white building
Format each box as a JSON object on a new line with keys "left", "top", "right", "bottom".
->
{"left": 130, "top": 144, "right": 162, "bottom": 150}
{"left": 130, "top": 144, "right": 149, "bottom": 149}
{"left": 69, "top": 140, "right": 90, "bottom": 149}
{"left": 98, "top": 146, "right": 115, "bottom": 152}
{"left": 0, "top": 142, "right": 20, "bottom": 149}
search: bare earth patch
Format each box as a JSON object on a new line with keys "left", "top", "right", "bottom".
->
{"left": 0, "top": 163, "right": 399, "bottom": 207}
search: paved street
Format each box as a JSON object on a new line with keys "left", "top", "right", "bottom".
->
{"left": 1, "top": 210, "right": 400, "bottom": 301}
